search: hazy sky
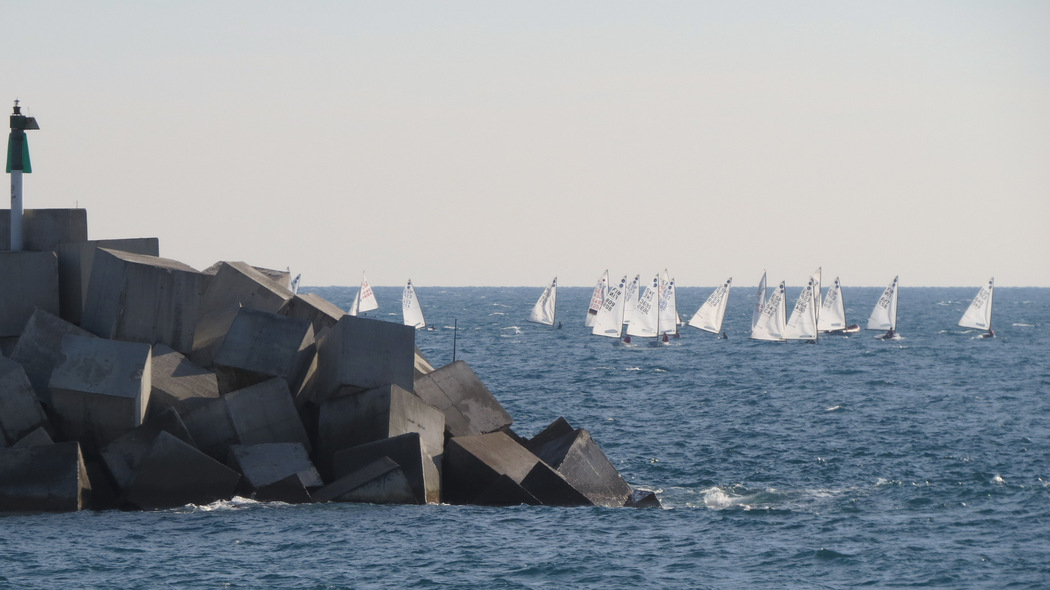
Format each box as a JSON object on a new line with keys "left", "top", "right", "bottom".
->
{"left": 5, "top": 1, "right": 1049, "bottom": 287}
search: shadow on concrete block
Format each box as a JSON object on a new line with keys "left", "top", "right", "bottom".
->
{"left": 212, "top": 308, "right": 314, "bottom": 394}
{"left": 311, "top": 315, "right": 415, "bottom": 405}
{"left": 147, "top": 344, "right": 220, "bottom": 418}
{"left": 413, "top": 360, "right": 512, "bottom": 438}
{"left": 100, "top": 407, "right": 196, "bottom": 491}
{"left": 13, "top": 426, "right": 54, "bottom": 448}
{"left": 331, "top": 432, "right": 440, "bottom": 504}
{"left": 0, "top": 356, "right": 52, "bottom": 445}
{"left": 530, "top": 426, "right": 633, "bottom": 508}
{"left": 0, "top": 251, "right": 60, "bottom": 338}
{"left": 227, "top": 442, "right": 322, "bottom": 504}
{"left": 10, "top": 307, "right": 96, "bottom": 404}
{"left": 124, "top": 431, "right": 240, "bottom": 510}
{"left": 0, "top": 208, "right": 87, "bottom": 253}
{"left": 55, "top": 238, "right": 159, "bottom": 325}
{"left": 312, "top": 457, "right": 415, "bottom": 504}
{"left": 0, "top": 441, "right": 91, "bottom": 512}
{"left": 442, "top": 431, "right": 544, "bottom": 506}
{"left": 278, "top": 292, "right": 345, "bottom": 336}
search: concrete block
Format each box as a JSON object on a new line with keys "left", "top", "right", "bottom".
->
{"left": 0, "top": 356, "right": 50, "bottom": 444}
{"left": 227, "top": 443, "right": 322, "bottom": 503}
{"left": 413, "top": 360, "right": 513, "bottom": 438}
{"left": 0, "top": 208, "right": 88, "bottom": 252}
{"left": 100, "top": 407, "right": 196, "bottom": 491}
{"left": 189, "top": 303, "right": 241, "bottom": 368}
{"left": 312, "top": 457, "right": 415, "bottom": 504}
{"left": 13, "top": 426, "right": 54, "bottom": 448}
{"left": 0, "top": 441, "right": 91, "bottom": 512}
{"left": 531, "top": 428, "right": 633, "bottom": 508}
{"left": 197, "top": 261, "right": 293, "bottom": 320}
{"left": 474, "top": 473, "right": 540, "bottom": 506}
{"left": 226, "top": 378, "right": 311, "bottom": 450}
{"left": 0, "top": 251, "right": 60, "bottom": 337}
{"left": 313, "top": 315, "right": 416, "bottom": 404}
{"left": 332, "top": 432, "right": 440, "bottom": 504}
{"left": 182, "top": 396, "right": 238, "bottom": 461}
{"left": 317, "top": 384, "right": 443, "bottom": 475}
{"left": 519, "top": 461, "right": 592, "bottom": 507}
{"left": 625, "top": 489, "right": 661, "bottom": 508}
{"left": 10, "top": 307, "right": 96, "bottom": 403}
{"left": 81, "top": 248, "right": 205, "bottom": 354}
{"left": 48, "top": 335, "right": 151, "bottom": 453}
{"left": 524, "top": 416, "right": 575, "bottom": 454}
{"left": 442, "top": 431, "right": 544, "bottom": 505}
{"left": 414, "top": 347, "right": 436, "bottom": 380}
{"left": 147, "top": 343, "right": 220, "bottom": 417}
{"left": 124, "top": 431, "right": 240, "bottom": 510}
{"left": 278, "top": 292, "right": 345, "bottom": 335}
{"left": 55, "top": 238, "right": 159, "bottom": 325}
{"left": 212, "top": 308, "right": 314, "bottom": 394}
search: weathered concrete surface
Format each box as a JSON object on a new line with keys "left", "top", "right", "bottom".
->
{"left": 312, "top": 457, "right": 415, "bottom": 504}
{"left": 530, "top": 427, "right": 632, "bottom": 508}
{"left": 100, "top": 407, "right": 196, "bottom": 491}
{"left": 227, "top": 442, "right": 321, "bottom": 503}
{"left": 0, "top": 251, "right": 60, "bottom": 337}
{"left": 518, "top": 461, "right": 592, "bottom": 507}
{"left": 124, "top": 431, "right": 240, "bottom": 510}
{"left": 48, "top": 335, "right": 151, "bottom": 452}
{"left": 413, "top": 360, "right": 513, "bottom": 438}
{"left": 473, "top": 474, "right": 540, "bottom": 506}
{"left": 147, "top": 344, "right": 220, "bottom": 418}
{"left": 625, "top": 489, "right": 661, "bottom": 508}
{"left": 212, "top": 308, "right": 314, "bottom": 394}
{"left": 442, "top": 431, "right": 545, "bottom": 505}
{"left": 414, "top": 347, "right": 436, "bottom": 380}
{"left": 311, "top": 315, "right": 416, "bottom": 405}
{"left": 278, "top": 292, "right": 345, "bottom": 336}
{"left": 55, "top": 238, "right": 159, "bottom": 325}
{"left": 181, "top": 395, "right": 238, "bottom": 461}
{"left": 9, "top": 307, "right": 96, "bottom": 403}
{"left": 524, "top": 416, "right": 575, "bottom": 454}
{"left": 331, "top": 432, "right": 440, "bottom": 504}
{"left": 81, "top": 248, "right": 205, "bottom": 354}
{"left": 317, "top": 384, "right": 443, "bottom": 477}
{"left": 12, "top": 426, "right": 54, "bottom": 448}
{"left": 0, "top": 208, "right": 88, "bottom": 252}
{"left": 197, "top": 261, "right": 293, "bottom": 320}
{"left": 0, "top": 441, "right": 91, "bottom": 512}
{"left": 0, "top": 356, "right": 51, "bottom": 445}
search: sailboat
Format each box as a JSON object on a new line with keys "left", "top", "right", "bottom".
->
{"left": 348, "top": 274, "right": 379, "bottom": 316}
{"left": 529, "top": 277, "right": 558, "bottom": 326}
{"left": 290, "top": 273, "right": 301, "bottom": 295}
{"left": 867, "top": 276, "right": 900, "bottom": 340}
{"left": 958, "top": 277, "right": 995, "bottom": 338}
{"left": 585, "top": 270, "right": 609, "bottom": 327}
{"left": 751, "top": 281, "right": 787, "bottom": 341}
{"left": 818, "top": 277, "right": 860, "bottom": 334}
{"left": 401, "top": 279, "right": 426, "bottom": 329}
{"left": 592, "top": 275, "right": 628, "bottom": 339}
{"left": 621, "top": 274, "right": 641, "bottom": 329}
{"left": 657, "top": 275, "right": 679, "bottom": 342}
{"left": 751, "top": 271, "right": 768, "bottom": 331}
{"left": 783, "top": 277, "right": 819, "bottom": 342}
{"left": 810, "top": 267, "right": 823, "bottom": 326}
{"left": 687, "top": 277, "right": 732, "bottom": 336}
{"left": 625, "top": 274, "right": 660, "bottom": 344}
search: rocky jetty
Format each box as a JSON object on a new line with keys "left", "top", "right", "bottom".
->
{"left": 0, "top": 209, "right": 658, "bottom": 511}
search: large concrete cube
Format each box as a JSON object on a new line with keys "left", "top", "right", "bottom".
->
{"left": 413, "top": 360, "right": 513, "bottom": 438}
{"left": 124, "top": 431, "right": 240, "bottom": 510}
{"left": 278, "top": 292, "right": 345, "bottom": 336}
{"left": 212, "top": 308, "right": 315, "bottom": 394}
{"left": 0, "top": 208, "right": 87, "bottom": 252}
{"left": 312, "top": 315, "right": 416, "bottom": 404}
{"left": 531, "top": 427, "right": 633, "bottom": 508}
{"left": 332, "top": 432, "right": 441, "bottom": 504}
{"left": 9, "top": 307, "right": 96, "bottom": 403}
{"left": 100, "top": 407, "right": 196, "bottom": 491}
{"left": 312, "top": 457, "right": 415, "bottom": 504}
{"left": 227, "top": 442, "right": 322, "bottom": 503}
{"left": 55, "top": 238, "right": 159, "bottom": 325}
{"left": 0, "top": 251, "right": 60, "bottom": 338}
{"left": 0, "top": 441, "right": 92, "bottom": 512}
{"left": 197, "top": 261, "right": 293, "bottom": 320}
{"left": 48, "top": 335, "right": 152, "bottom": 452}
{"left": 81, "top": 248, "right": 205, "bottom": 354}
{"left": 0, "top": 356, "right": 51, "bottom": 445}
{"left": 148, "top": 344, "right": 220, "bottom": 417}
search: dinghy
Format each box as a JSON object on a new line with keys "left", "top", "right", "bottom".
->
{"left": 958, "top": 278, "right": 995, "bottom": 338}
{"left": 818, "top": 277, "right": 860, "bottom": 334}
{"left": 867, "top": 276, "right": 900, "bottom": 340}
{"left": 687, "top": 277, "right": 732, "bottom": 335}
{"left": 349, "top": 274, "right": 379, "bottom": 316}
{"left": 751, "top": 280, "right": 787, "bottom": 341}
{"left": 528, "top": 277, "right": 558, "bottom": 326}
{"left": 401, "top": 279, "right": 426, "bottom": 329}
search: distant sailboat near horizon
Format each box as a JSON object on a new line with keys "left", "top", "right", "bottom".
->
{"left": 656, "top": 275, "right": 679, "bottom": 343}
{"left": 585, "top": 270, "right": 609, "bottom": 327}
{"left": 752, "top": 271, "right": 768, "bottom": 332}
{"left": 867, "top": 276, "right": 900, "bottom": 340}
{"left": 592, "top": 275, "right": 628, "bottom": 339}
{"left": 783, "top": 276, "right": 819, "bottom": 342}
{"left": 687, "top": 277, "right": 732, "bottom": 335}
{"left": 958, "top": 277, "right": 995, "bottom": 338}
{"left": 529, "top": 276, "right": 558, "bottom": 326}
{"left": 402, "top": 279, "right": 426, "bottom": 329}
{"left": 349, "top": 274, "right": 379, "bottom": 316}
{"left": 625, "top": 274, "right": 660, "bottom": 344}
{"left": 621, "top": 274, "right": 641, "bottom": 329}
{"left": 818, "top": 277, "right": 860, "bottom": 334}
{"left": 751, "top": 280, "right": 787, "bottom": 341}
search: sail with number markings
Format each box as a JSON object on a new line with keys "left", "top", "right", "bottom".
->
{"left": 658, "top": 276, "right": 678, "bottom": 335}
{"left": 783, "top": 277, "right": 819, "bottom": 340}
{"left": 592, "top": 275, "right": 628, "bottom": 338}
{"left": 688, "top": 277, "right": 733, "bottom": 333}
{"left": 529, "top": 277, "right": 558, "bottom": 326}
{"left": 627, "top": 275, "right": 660, "bottom": 338}
{"left": 866, "top": 276, "right": 899, "bottom": 331}
{"left": 401, "top": 280, "right": 426, "bottom": 329}
{"left": 585, "top": 270, "right": 609, "bottom": 327}
{"left": 349, "top": 274, "right": 379, "bottom": 316}
{"left": 622, "top": 274, "right": 641, "bottom": 327}
{"left": 751, "top": 280, "right": 787, "bottom": 341}
{"left": 752, "top": 271, "right": 768, "bottom": 330}
{"left": 818, "top": 277, "right": 849, "bottom": 332}
{"left": 958, "top": 278, "right": 994, "bottom": 330}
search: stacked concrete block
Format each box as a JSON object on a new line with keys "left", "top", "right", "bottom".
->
{"left": 530, "top": 425, "right": 633, "bottom": 508}
{"left": 10, "top": 308, "right": 96, "bottom": 404}
{"left": 0, "top": 251, "right": 60, "bottom": 338}
{"left": 0, "top": 441, "right": 92, "bottom": 512}
{"left": 331, "top": 432, "right": 441, "bottom": 504}
{"left": 227, "top": 442, "right": 322, "bottom": 503}
{"left": 0, "top": 356, "right": 51, "bottom": 445}
{"left": 124, "top": 431, "right": 240, "bottom": 510}
{"left": 12, "top": 426, "right": 54, "bottom": 448}
{"left": 81, "top": 248, "right": 205, "bottom": 354}
{"left": 316, "top": 384, "right": 444, "bottom": 477}
{"left": 278, "top": 292, "right": 345, "bottom": 336}
{"left": 147, "top": 344, "right": 220, "bottom": 417}
{"left": 0, "top": 208, "right": 87, "bottom": 252}
{"left": 413, "top": 360, "right": 513, "bottom": 438}
{"left": 54, "top": 238, "right": 159, "bottom": 325}
{"left": 212, "top": 308, "right": 315, "bottom": 394}
{"left": 312, "top": 457, "right": 415, "bottom": 504}
{"left": 99, "top": 407, "right": 196, "bottom": 491}
{"left": 311, "top": 315, "right": 416, "bottom": 405}
{"left": 48, "top": 335, "right": 151, "bottom": 453}
{"left": 414, "top": 347, "right": 436, "bottom": 380}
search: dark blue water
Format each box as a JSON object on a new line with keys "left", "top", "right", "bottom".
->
{"left": 3, "top": 286, "right": 1048, "bottom": 589}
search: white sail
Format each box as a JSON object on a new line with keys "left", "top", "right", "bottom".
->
{"left": 349, "top": 274, "right": 379, "bottom": 316}
{"left": 661, "top": 269, "right": 682, "bottom": 326}
{"left": 688, "top": 277, "right": 733, "bottom": 333}
{"left": 752, "top": 271, "right": 768, "bottom": 330}
{"left": 290, "top": 273, "right": 301, "bottom": 295}
{"left": 658, "top": 276, "right": 678, "bottom": 335}
{"left": 958, "top": 278, "right": 994, "bottom": 330}
{"left": 783, "top": 277, "right": 818, "bottom": 340}
{"left": 866, "top": 276, "right": 899, "bottom": 331}
{"left": 751, "top": 280, "right": 787, "bottom": 341}
{"left": 626, "top": 275, "right": 660, "bottom": 338}
{"left": 585, "top": 270, "right": 609, "bottom": 327}
{"left": 810, "top": 267, "right": 822, "bottom": 324}
{"left": 818, "top": 277, "right": 848, "bottom": 332}
{"left": 401, "top": 280, "right": 426, "bottom": 329}
{"left": 528, "top": 277, "right": 558, "bottom": 326}
{"left": 592, "top": 275, "right": 628, "bottom": 338}
{"left": 622, "top": 274, "right": 641, "bottom": 326}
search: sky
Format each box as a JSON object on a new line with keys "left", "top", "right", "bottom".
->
{"left": 5, "top": 1, "right": 1049, "bottom": 287}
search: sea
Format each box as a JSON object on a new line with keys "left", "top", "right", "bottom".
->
{"left": 2, "top": 285, "right": 1048, "bottom": 589}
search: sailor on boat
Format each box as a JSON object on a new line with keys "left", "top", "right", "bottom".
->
{"left": 880, "top": 328, "right": 895, "bottom": 340}
{"left": 982, "top": 328, "right": 995, "bottom": 339}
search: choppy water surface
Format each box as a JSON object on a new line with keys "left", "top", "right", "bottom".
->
{"left": 3, "top": 286, "right": 1048, "bottom": 588}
